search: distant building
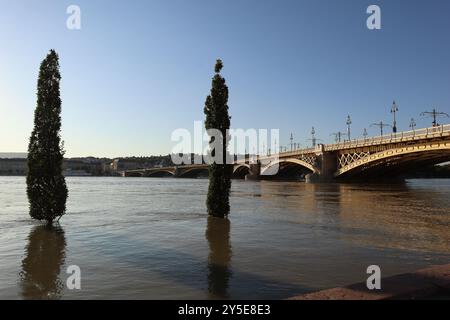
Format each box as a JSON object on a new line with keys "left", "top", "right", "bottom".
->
{"left": 0, "top": 156, "right": 175, "bottom": 176}
{"left": 0, "top": 157, "right": 113, "bottom": 176}
{"left": 64, "top": 158, "right": 109, "bottom": 176}
{"left": 0, "top": 158, "right": 27, "bottom": 175}
{"left": 110, "top": 159, "right": 143, "bottom": 172}
{"left": 102, "top": 162, "right": 112, "bottom": 175}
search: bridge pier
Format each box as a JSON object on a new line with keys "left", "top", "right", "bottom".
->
{"left": 173, "top": 166, "right": 181, "bottom": 178}
{"left": 321, "top": 152, "right": 338, "bottom": 178}
{"left": 245, "top": 162, "right": 261, "bottom": 181}
{"left": 311, "top": 151, "right": 337, "bottom": 182}
{"left": 303, "top": 150, "right": 338, "bottom": 182}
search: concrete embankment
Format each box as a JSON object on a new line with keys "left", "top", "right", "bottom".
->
{"left": 289, "top": 264, "right": 450, "bottom": 300}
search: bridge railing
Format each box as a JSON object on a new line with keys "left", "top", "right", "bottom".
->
{"left": 123, "top": 124, "right": 450, "bottom": 174}
{"left": 324, "top": 124, "right": 450, "bottom": 151}
{"left": 272, "top": 147, "right": 317, "bottom": 158}
{"left": 261, "top": 124, "right": 450, "bottom": 157}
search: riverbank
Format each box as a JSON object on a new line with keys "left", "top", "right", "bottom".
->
{"left": 289, "top": 264, "right": 450, "bottom": 300}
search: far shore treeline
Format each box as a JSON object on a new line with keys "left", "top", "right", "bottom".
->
{"left": 1, "top": 157, "right": 450, "bottom": 178}
{"left": 0, "top": 154, "right": 217, "bottom": 176}
{"left": 0, "top": 154, "right": 450, "bottom": 179}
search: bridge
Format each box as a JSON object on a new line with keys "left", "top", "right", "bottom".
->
{"left": 122, "top": 124, "right": 450, "bottom": 181}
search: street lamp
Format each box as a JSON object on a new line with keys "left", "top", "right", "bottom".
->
{"left": 420, "top": 108, "right": 449, "bottom": 127}
{"left": 371, "top": 121, "right": 392, "bottom": 136}
{"left": 346, "top": 115, "right": 352, "bottom": 141}
{"left": 290, "top": 133, "right": 293, "bottom": 151}
{"left": 363, "top": 128, "right": 368, "bottom": 140}
{"left": 330, "top": 132, "right": 347, "bottom": 143}
{"left": 409, "top": 118, "right": 416, "bottom": 133}
{"left": 330, "top": 133, "right": 339, "bottom": 143}
{"left": 311, "top": 127, "right": 316, "bottom": 147}
{"left": 391, "top": 100, "right": 398, "bottom": 133}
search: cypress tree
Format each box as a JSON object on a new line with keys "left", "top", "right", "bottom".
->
{"left": 204, "top": 59, "right": 232, "bottom": 218}
{"left": 27, "top": 50, "right": 68, "bottom": 225}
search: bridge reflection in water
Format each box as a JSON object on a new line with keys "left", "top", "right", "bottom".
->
{"left": 123, "top": 124, "right": 450, "bottom": 181}
{"left": 255, "top": 180, "right": 450, "bottom": 253}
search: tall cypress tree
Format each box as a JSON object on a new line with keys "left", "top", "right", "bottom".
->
{"left": 27, "top": 50, "right": 68, "bottom": 225}
{"left": 204, "top": 59, "right": 232, "bottom": 218}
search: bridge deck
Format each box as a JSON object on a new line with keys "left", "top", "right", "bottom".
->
{"left": 122, "top": 124, "right": 450, "bottom": 177}
{"left": 324, "top": 124, "right": 450, "bottom": 152}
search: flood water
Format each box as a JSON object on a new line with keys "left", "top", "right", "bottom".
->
{"left": 0, "top": 177, "right": 449, "bottom": 299}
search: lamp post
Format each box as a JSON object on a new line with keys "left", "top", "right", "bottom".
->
{"left": 346, "top": 115, "right": 352, "bottom": 141}
{"left": 363, "top": 128, "right": 368, "bottom": 140}
{"left": 420, "top": 108, "right": 449, "bottom": 127}
{"left": 371, "top": 121, "right": 391, "bottom": 136}
{"left": 331, "top": 133, "right": 339, "bottom": 143}
{"left": 290, "top": 133, "right": 293, "bottom": 151}
{"left": 311, "top": 127, "right": 316, "bottom": 147}
{"left": 331, "top": 132, "right": 347, "bottom": 143}
{"left": 409, "top": 118, "right": 416, "bottom": 133}
{"left": 391, "top": 100, "right": 398, "bottom": 133}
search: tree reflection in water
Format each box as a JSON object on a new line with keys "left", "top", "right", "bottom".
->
{"left": 205, "top": 216, "right": 232, "bottom": 299}
{"left": 19, "top": 225, "right": 66, "bottom": 299}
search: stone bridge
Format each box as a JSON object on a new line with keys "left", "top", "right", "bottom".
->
{"left": 122, "top": 124, "right": 450, "bottom": 181}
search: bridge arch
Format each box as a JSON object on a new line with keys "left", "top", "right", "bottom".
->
{"left": 146, "top": 169, "right": 175, "bottom": 177}
{"left": 232, "top": 164, "right": 250, "bottom": 179}
{"left": 260, "top": 158, "right": 318, "bottom": 177}
{"left": 336, "top": 141, "right": 450, "bottom": 178}
{"left": 177, "top": 167, "right": 209, "bottom": 178}
{"left": 123, "top": 171, "right": 144, "bottom": 177}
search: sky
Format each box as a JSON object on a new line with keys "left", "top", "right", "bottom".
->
{"left": 0, "top": 0, "right": 449, "bottom": 158}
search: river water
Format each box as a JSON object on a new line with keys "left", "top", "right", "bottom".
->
{"left": 0, "top": 177, "right": 449, "bottom": 299}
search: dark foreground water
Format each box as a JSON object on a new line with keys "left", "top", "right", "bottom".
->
{"left": 0, "top": 177, "right": 449, "bottom": 299}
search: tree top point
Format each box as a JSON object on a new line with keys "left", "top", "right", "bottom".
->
{"left": 45, "top": 49, "right": 60, "bottom": 62}
{"left": 215, "top": 59, "right": 223, "bottom": 73}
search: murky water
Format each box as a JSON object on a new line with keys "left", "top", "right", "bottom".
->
{"left": 0, "top": 177, "right": 449, "bottom": 299}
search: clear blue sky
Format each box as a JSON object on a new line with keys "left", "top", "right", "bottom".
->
{"left": 1, "top": 0, "right": 449, "bottom": 157}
